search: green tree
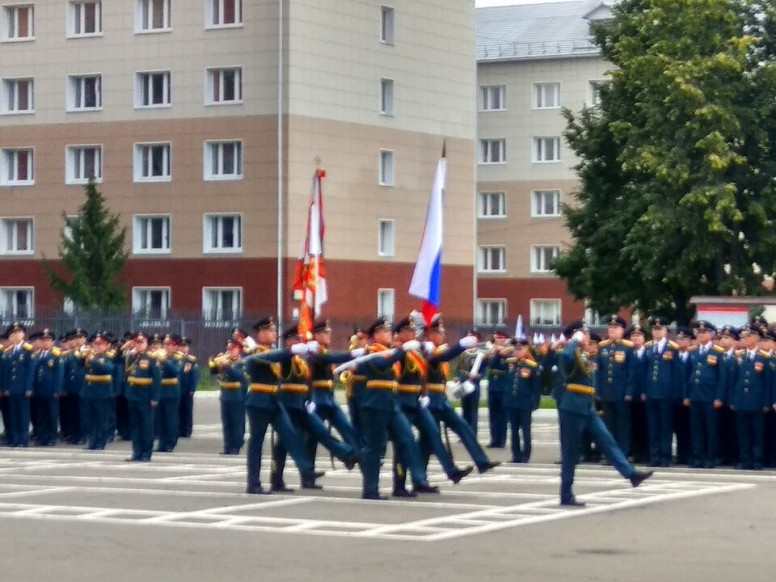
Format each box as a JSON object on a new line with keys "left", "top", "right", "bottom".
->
{"left": 45, "top": 179, "right": 128, "bottom": 309}
{"left": 553, "top": 0, "right": 776, "bottom": 325}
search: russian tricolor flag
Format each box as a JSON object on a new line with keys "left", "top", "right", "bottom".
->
{"left": 409, "top": 147, "right": 446, "bottom": 325}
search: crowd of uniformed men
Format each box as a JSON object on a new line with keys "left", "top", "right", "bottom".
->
{"left": 3, "top": 310, "right": 776, "bottom": 501}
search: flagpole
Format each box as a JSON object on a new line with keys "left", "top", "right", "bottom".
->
{"left": 275, "top": 0, "right": 285, "bottom": 337}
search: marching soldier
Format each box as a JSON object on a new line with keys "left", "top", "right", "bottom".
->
{"left": 343, "top": 327, "right": 368, "bottom": 446}
{"left": 596, "top": 316, "right": 634, "bottom": 459}
{"left": 32, "top": 329, "right": 64, "bottom": 447}
{"left": 155, "top": 334, "right": 183, "bottom": 453}
{"left": 455, "top": 329, "right": 483, "bottom": 434}
{"left": 484, "top": 330, "right": 510, "bottom": 448}
{"left": 178, "top": 337, "right": 199, "bottom": 438}
{"left": 125, "top": 332, "right": 162, "bottom": 462}
{"left": 83, "top": 332, "right": 116, "bottom": 450}
{"left": 3, "top": 322, "right": 34, "bottom": 447}
{"left": 209, "top": 339, "right": 247, "bottom": 455}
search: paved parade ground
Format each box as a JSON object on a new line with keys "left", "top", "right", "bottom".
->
{"left": 1, "top": 397, "right": 774, "bottom": 582}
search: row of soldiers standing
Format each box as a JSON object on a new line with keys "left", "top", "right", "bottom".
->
{"left": 0, "top": 323, "right": 199, "bottom": 461}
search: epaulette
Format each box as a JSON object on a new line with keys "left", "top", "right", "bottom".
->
{"left": 644, "top": 340, "right": 654, "bottom": 348}
{"left": 523, "top": 359, "right": 539, "bottom": 369}
{"left": 688, "top": 345, "right": 699, "bottom": 352}
{"left": 187, "top": 354, "right": 197, "bottom": 362}
{"left": 174, "top": 351, "right": 184, "bottom": 360}
{"left": 668, "top": 341, "right": 679, "bottom": 350}
{"left": 23, "top": 342, "right": 33, "bottom": 352}
{"left": 51, "top": 347, "right": 62, "bottom": 357}
{"left": 3, "top": 345, "right": 12, "bottom": 354}
{"left": 620, "top": 339, "right": 634, "bottom": 348}
{"left": 759, "top": 350, "right": 771, "bottom": 359}
{"left": 107, "top": 350, "right": 116, "bottom": 358}
{"left": 598, "top": 339, "right": 613, "bottom": 348}
{"left": 712, "top": 345, "right": 725, "bottom": 354}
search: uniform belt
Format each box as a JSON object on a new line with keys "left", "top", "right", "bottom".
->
{"left": 350, "top": 375, "right": 366, "bottom": 383}
{"left": 249, "top": 383, "right": 278, "bottom": 394}
{"left": 161, "top": 378, "right": 179, "bottom": 386}
{"left": 366, "top": 380, "right": 398, "bottom": 391}
{"left": 312, "top": 380, "right": 334, "bottom": 390}
{"left": 128, "top": 377, "right": 153, "bottom": 387}
{"left": 280, "top": 383, "right": 309, "bottom": 394}
{"left": 566, "top": 383, "right": 595, "bottom": 397}
{"left": 219, "top": 381, "right": 242, "bottom": 390}
{"left": 427, "top": 383, "right": 446, "bottom": 393}
{"left": 85, "top": 374, "right": 113, "bottom": 384}
{"left": 397, "top": 384, "right": 422, "bottom": 394}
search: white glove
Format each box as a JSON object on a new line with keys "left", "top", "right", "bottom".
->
{"left": 351, "top": 348, "right": 366, "bottom": 358}
{"left": 243, "top": 336, "right": 258, "bottom": 351}
{"left": 419, "top": 395, "right": 430, "bottom": 408}
{"left": 423, "top": 341, "right": 435, "bottom": 354}
{"left": 291, "top": 343, "right": 309, "bottom": 356}
{"left": 458, "top": 335, "right": 478, "bottom": 349}
{"left": 402, "top": 340, "right": 421, "bottom": 351}
{"left": 305, "top": 401, "right": 316, "bottom": 414}
{"left": 571, "top": 330, "right": 586, "bottom": 343}
{"left": 306, "top": 340, "right": 319, "bottom": 352}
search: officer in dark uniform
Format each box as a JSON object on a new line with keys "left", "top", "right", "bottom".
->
{"left": 596, "top": 316, "right": 634, "bottom": 458}
{"left": 557, "top": 321, "right": 653, "bottom": 507}
{"left": 684, "top": 321, "right": 726, "bottom": 468}
{"left": 84, "top": 332, "right": 116, "bottom": 450}
{"left": 455, "top": 329, "right": 483, "bottom": 434}
{"left": 178, "top": 337, "right": 199, "bottom": 438}
{"left": 4, "top": 322, "right": 34, "bottom": 447}
{"left": 125, "top": 332, "right": 162, "bottom": 462}
{"left": 114, "top": 331, "right": 133, "bottom": 441}
{"left": 32, "top": 329, "right": 64, "bottom": 447}
{"left": 0, "top": 329, "right": 8, "bottom": 444}
{"left": 642, "top": 316, "right": 680, "bottom": 467}
{"left": 210, "top": 339, "right": 247, "bottom": 455}
{"left": 155, "top": 334, "right": 183, "bottom": 452}
{"left": 506, "top": 338, "right": 541, "bottom": 463}
{"left": 342, "top": 327, "right": 368, "bottom": 447}
{"left": 718, "top": 324, "right": 740, "bottom": 466}
{"left": 673, "top": 327, "right": 694, "bottom": 464}
{"left": 484, "top": 330, "right": 511, "bottom": 447}
{"left": 68, "top": 328, "right": 90, "bottom": 445}
{"left": 627, "top": 323, "right": 650, "bottom": 462}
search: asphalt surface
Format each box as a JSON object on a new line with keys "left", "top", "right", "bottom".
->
{"left": 0, "top": 396, "right": 773, "bottom": 582}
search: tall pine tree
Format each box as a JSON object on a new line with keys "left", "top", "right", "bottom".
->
{"left": 45, "top": 179, "right": 128, "bottom": 310}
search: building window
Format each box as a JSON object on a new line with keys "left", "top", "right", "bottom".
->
{"left": 67, "top": 74, "right": 102, "bottom": 110}
{"left": 68, "top": 1, "right": 102, "bottom": 37}
{"left": 533, "top": 137, "right": 560, "bottom": 163}
{"left": 380, "top": 78, "right": 394, "bottom": 115}
{"left": 584, "top": 305, "right": 602, "bottom": 326}
{"left": 479, "top": 139, "right": 506, "bottom": 164}
{"left": 134, "top": 143, "right": 171, "bottom": 182}
{"left": 589, "top": 80, "right": 609, "bottom": 106}
{"left": 480, "top": 85, "right": 505, "bottom": 111}
{"left": 2, "top": 5, "right": 34, "bottom": 41}
{"left": 136, "top": 71, "right": 171, "bottom": 107}
{"left": 1, "top": 148, "right": 34, "bottom": 185}
{"left": 531, "top": 299, "right": 561, "bottom": 326}
{"left": 478, "top": 191, "right": 506, "bottom": 218}
{"left": 533, "top": 82, "right": 561, "bottom": 109}
{"left": 476, "top": 299, "right": 506, "bottom": 325}
{"left": 206, "top": 67, "right": 242, "bottom": 105}
{"left": 380, "top": 6, "right": 394, "bottom": 44}
{"left": 478, "top": 246, "right": 505, "bottom": 273}
{"left": 378, "top": 149, "right": 394, "bottom": 186}
{"left": 0, "top": 218, "right": 34, "bottom": 254}
{"left": 132, "top": 287, "right": 170, "bottom": 320}
{"left": 133, "top": 215, "right": 171, "bottom": 254}
{"left": 204, "top": 141, "right": 242, "bottom": 180}
{"left": 2, "top": 78, "right": 34, "bottom": 114}
{"left": 531, "top": 190, "right": 560, "bottom": 217}
{"left": 207, "top": 0, "right": 243, "bottom": 28}
{"left": 377, "top": 288, "right": 395, "bottom": 320}
{"left": 531, "top": 245, "right": 559, "bottom": 273}
{"left": 378, "top": 219, "right": 395, "bottom": 257}
{"left": 0, "top": 288, "right": 33, "bottom": 319}
{"left": 136, "top": 0, "right": 171, "bottom": 32}
{"left": 203, "top": 214, "right": 242, "bottom": 253}
{"left": 66, "top": 145, "right": 102, "bottom": 184}
{"left": 203, "top": 287, "right": 242, "bottom": 321}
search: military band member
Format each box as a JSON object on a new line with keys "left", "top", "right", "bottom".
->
{"left": 484, "top": 330, "right": 511, "bottom": 448}
{"left": 210, "top": 339, "right": 247, "bottom": 455}
{"left": 4, "top": 322, "right": 34, "bottom": 447}
{"left": 84, "top": 332, "right": 116, "bottom": 450}
{"left": 343, "top": 327, "right": 368, "bottom": 447}
{"left": 557, "top": 321, "right": 653, "bottom": 507}
{"left": 114, "top": 331, "right": 133, "bottom": 441}
{"left": 155, "top": 334, "right": 183, "bottom": 453}
{"left": 596, "top": 316, "right": 634, "bottom": 459}
{"left": 455, "top": 329, "right": 483, "bottom": 434}
{"left": 125, "top": 332, "right": 161, "bottom": 462}
{"left": 178, "top": 337, "right": 199, "bottom": 438}
{"left": 67, "top": 328, "right": 90, "bottom": 445}
{"left": 32, "top": 329, "right": 64, "bottom": 447}
{"left": 506, "top": 338, "right": 542, "bottom": 463}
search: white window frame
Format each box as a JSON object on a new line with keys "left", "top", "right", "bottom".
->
{"left": 203, "top": 213, "right": 243, "bottom": 254}
{"left": 584, "top": 304, "right": 603, "bottom": 327}
{"left": 378, "top": 149, "right": 395, "bottom": 186}
{"left": 132, "top": 286, "right": 171, "bottom": 320}
{"left": 380, "top": 78, "right": 394, "bottom": 116}
{"left": 479, "top": 139, "right": 506, "bottom": 164}
{"left": 1, "top": 147, "right": 34, "bottom": 186}
{"left": 65, "top": 145, "right": 102, "bottom": 184}
{"left": 478, "top": 191, "right": 506, "bottom": 219}
{"left": 2, "top": 4, "right": 34, "bottom": 41}
{"left": 0, "top": 217, "right": 34, "bottom": 255}
{"left": 205, "top": 0, "right": 243, "bottom": 29}
{"left": 377, "top": 288, "right": 395, "bottom": 321}
{"left": 1, "top": 77, "right": 34, "bottom": 114}
{"left": 530, "top": 299, "right": 561, "bottom": 327}
{"left": 378, "top": 219, "right": 395, "bottom": 257}
{"left": 134, "top": 142, "right": 172, "bottom": 182}
{"left": 132, "top": 214, "right": 172, "bottom": 255}
{"left": 478, "top": 245, "right": 506, "bottom": 274}
{"left": 0, "top": 287, "right": 34, "bottom": 319}
{"left": 67, "top": 74, "right": 102, "bottom": 111}
{"left": 533, "top": 82, "right": 561, "bottom": 109}
{"left": 476, "top": 299, "right": 506, "bottom": 326}
{"left": 532, "top": 137, "right": 560, "bottom": 163}
{"left": 204, "top": 140, "right": 243, "bottom": 181}
{"left": 380, "top": 5, "right": 394, "bottom": 44}
{"left": 135, "top": 70, "right": 172, "bottom": 108}
{"left": 531, "top": 189, "right": 561, "bottom": 217}
{"left": 205, "top": 67, "right": 243, "bottom": 105}
{"left": 135, "top": 0, "right": 171, "bottom": 33}
{"left": 479, "top": 85, "right": 505, "bottom": 111}
{"left": 531, "top": 245, "right": 560, "bottom": 273}
{"left": 67, "top": 1, "right": 103, "bottom": 38}
{"left": 202, "top": 287, "right": 243, "bottom": 322}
